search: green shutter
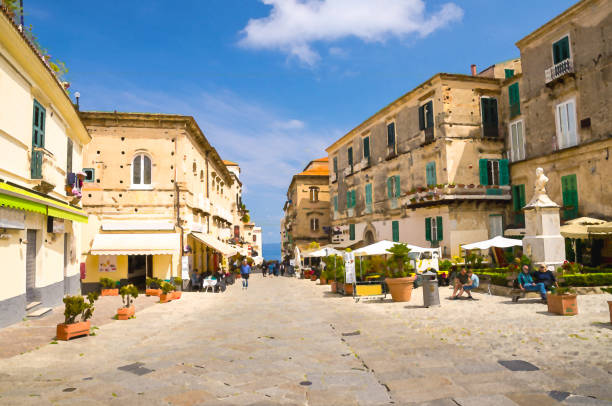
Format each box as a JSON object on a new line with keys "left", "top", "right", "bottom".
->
{"left": 561, "top": 174, "right": 578, "bottom": 220}
{"left": 348, "top": 147, "right": 353, "bottom": 167}
{"left": 346, "top": 191, "right": 351, "bottom": 209}
{"left": 481, "top": 98, "right": 498, "bottom": 127}
{"left": 31, "top": 100, "right": 46, "bottom": 179}
{"left": 509, "top": 83, "right": 520, "bottom": 117}
{"left": 387, "top": 177, "right": 393, "bottom": 199}
{"left": 426, "top": 101, "right": 434, "bottom": 128}
{"left": 349, "top": 224, "right": 355, "bottom": 241}
{"left": 392, "top": 221, "right": 399, "bottom": 242}
{"left": 363, "top": 137, "right": 370, "bottom": 159}
{"left": 426, "top": 162, "right": 437, "bottom": 186}
{"left": 394, "top": 175, "right": 401, "bottom": 198}
{"left": 387, "top": 123, "right": 395, "bottom": 146}
{"left": 418, "top": 105, "right": 425, "bottom": 130}
{"left": 519, "top": 184, "right": 526, "bottom": 208}
{"left": 479, "top": 159, "right": 488, "bottom": 185}
{"left": 333, "top": 157, "right": 338, "bottom": 173}
{"left": 436, "top": 216, "right": 443, "bottom": 241}
{"left": 334, "top": 196, "right": 338, "bottom": 211}
{"left": 504, "top": 69, "right": 514, "bottom": 79}
{"left": 553, "top": 36, "right": 570, "bottom": 64}
{"left": 365, "top": 183, "right": 372, "bottom": 206}
{"left": 425, "top": 217, "right": 431, "bottom": 242}
{"left": 351, "top": 190, "right": 356, "bottom": 208}
{"left": 499, "top": 159, "right": 509, "bottom": 185}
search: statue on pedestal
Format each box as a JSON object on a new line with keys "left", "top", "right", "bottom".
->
{"left": 525, "top": 167, "right": 559, "bottom": 208}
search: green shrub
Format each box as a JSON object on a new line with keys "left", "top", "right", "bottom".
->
{"left": 474, "top": 272, "right": 507, "bottom": 287}
{"left": 63, "top": 292, "right": 99, "bottom": 325}
{"left": 160, "top": 281, "right": 175, "bottom": 294}
{"left": 173, "top": 277, "right": 183, "bottom": 286}
{"left": 99, "top": 277, "right": 116, "bottom": 289}
{"left": 559, "top": 273, "right": 612, "bottom": 287}
{"left": 582, "top": 266, "right": 612, "bottom": 274}
{"left": 119, "top": 284, "right": 138, "bottom": 308}
{"left": 146, "top": 277, "right": 163, "bottom": 289}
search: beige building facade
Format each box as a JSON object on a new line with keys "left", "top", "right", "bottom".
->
{"left": 79, "top": 112, "right": 239, "bottom": 291}
{"left": 0, "top": 8, "right": 90, "bottom": 327}
{"left": 282, "top": 158, "right": 330, "bottom": 258}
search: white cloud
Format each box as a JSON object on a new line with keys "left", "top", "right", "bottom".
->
{"left": 273, "top": 119, "right": 305, "bottom": 130}
{"left": 240, "top": 0, "right": 463, "bottom": 65}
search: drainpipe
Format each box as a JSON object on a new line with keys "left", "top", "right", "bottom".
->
{"left": 174, "top": 133, "right": 184, "bottom": 277}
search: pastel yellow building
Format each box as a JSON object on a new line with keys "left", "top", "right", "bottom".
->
{"left": 79, "top": 112, "right": 239, "bottom": 291}
{"left": 0, "top": 8, "right": 90, "bottom": 327}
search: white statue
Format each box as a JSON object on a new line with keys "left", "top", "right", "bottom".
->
{"left": 525, "top": 167, "right": 558, "bottom": 208}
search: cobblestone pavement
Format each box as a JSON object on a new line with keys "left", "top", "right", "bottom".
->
{"left": 0, "top": 275, "right": 610, "bottom": 405}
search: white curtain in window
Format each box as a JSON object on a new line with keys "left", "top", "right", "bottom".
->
{"left": 556, "top": 100, "right": 577, "bottom": 149}
{"left": 132, "top": 154, "right": 152, "bottom": 185}
{"left": 510, "top": 120, "right": 525, "bottom": 161}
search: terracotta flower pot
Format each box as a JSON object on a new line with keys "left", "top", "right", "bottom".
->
{"left": 547, "top": 294, "right": 578, "bottom": 316}
{"left": 343, "top": 283, "right": 354, "bottom": 296}
{"left": 56, "top": 320, "right": 90, "bottom": 341}
{"left": 146, "top": 288, "right": 162, "bottom": 297}
{"left": 330, "top": 281, "right": 337, "bottom": 293}
{"left": 101, "top": 289, "right": 119, "bottom": 296}
{"left": 160, "top": 293, "right": 173, "bottom": 303}
{"left": 385, "top": 276, "right": 416, "bottom": 302}
{"left": 310, "top": 275, "right": 317, "bottom": 281}
{"left": 235, "top": 274, "right": 241, "bottom": 279}
{"left": 173, "top": 291, "right": 182, "bottom": 299}
{"left": 117, "top": 306, "right": 135, "bottom": 320}
{"left": 320, "top": 277, "right": 327, "bottom": 285}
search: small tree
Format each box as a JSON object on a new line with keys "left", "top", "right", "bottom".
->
{"left": 386, "top": 244, "right": 413, "bottom": 278}
{"left": 161, "top": 281, "right": 175, "bottom": 295}
{"left": 63, "top": 292, "right": 99, "bottom": 325}
{"left": 119, "top": 284, "right": 138, "bottom": 308}
{"left": 99, "top": 277, "right": 116, "bottom": 289}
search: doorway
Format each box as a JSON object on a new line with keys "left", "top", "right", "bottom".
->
{"left": 128, "top": 255, "right": 152, "bottom": 289}
{"left": 25, "top": 230, "right": 37, "bottom": 302}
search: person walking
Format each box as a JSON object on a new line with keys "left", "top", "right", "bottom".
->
{"left": 262, "top": 260, "right": 267, "bottom": 277}
{"left": 240, "top": 259, "right": 251, "bottom": 290}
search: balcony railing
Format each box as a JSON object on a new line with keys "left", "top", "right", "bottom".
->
{"left": 545, "top": 58, "right": 574, "bottom": 84}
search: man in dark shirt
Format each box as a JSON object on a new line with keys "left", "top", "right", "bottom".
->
{"left": 534, "top": 265, "right": 558, "bottom": 290}
{"left": 451, "top": 267, "right": 470, "bottom": 300}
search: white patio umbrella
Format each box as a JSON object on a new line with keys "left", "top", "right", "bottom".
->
{"left": 353, "top": 240, "right": 423, "bottom": 257}
{"left": 461, "top": 235, "right": 523, "bottom": 250}
{"left": 305, "top": 247, "right": 342, "bottom": 257}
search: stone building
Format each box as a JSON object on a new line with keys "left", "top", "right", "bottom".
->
{"left": 500, "top": 0, "right": 612, "bottom": 262}
{"left": 79, "top": 112, "right": 239, "bottom": 291}
{"left": 282, "top": 158, "right": 330, "bottom": 257}
{"left": 326, "top": 73, "right": 512, "bottom": 257}
{"left": 0, "top": 7, "right": 89, "bottom": 327}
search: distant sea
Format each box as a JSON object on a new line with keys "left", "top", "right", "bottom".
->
{"left": 262, "top": 242, "right": 281, "bottom": 261}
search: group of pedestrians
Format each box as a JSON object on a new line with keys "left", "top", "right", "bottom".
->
{"left": 261, "top": 261, "right": 285, "bottom": 277}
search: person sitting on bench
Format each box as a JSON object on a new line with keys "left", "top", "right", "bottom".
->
{"left": 533, "top": 265, "right": 558, "bottom": 291}
{"left": 461, "top": 270, "right": 479, "bottom": 299}
{"left": 518, "top": 265, "right": 547, "bottom": 303}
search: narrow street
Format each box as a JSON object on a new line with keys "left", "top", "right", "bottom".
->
{"left": 0, "top": 276, "right": 610, "bottom": 405}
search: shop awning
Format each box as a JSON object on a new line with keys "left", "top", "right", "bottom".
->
{"left": 0, "top": 182, "right": 88, "bottom": 223}
{"left": 90, "top": 233, "right": 179, "bottom": 255}
{"left": 190, "top": 232, "right": 237, "bottom": 257}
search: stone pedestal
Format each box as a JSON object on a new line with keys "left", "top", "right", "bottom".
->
{"left": 523, "top": 205, "right": 566, "bottom": 268}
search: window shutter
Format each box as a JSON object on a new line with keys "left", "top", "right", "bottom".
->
{"left": 365, "top": 184, "right": 372, "bottom": 205}
{"left": 553, "top": 41, "right": 561, "bottom": 65}
{"left": 348, "top": 147, "right": 353, "bottom": 167}
{"left": 426, "top": 101, "right": 434, "bottom": 128}
{"left": 481, "top": 98, "right": 489, "bottom": 125}
{"left": 351, "top": 190, "right": 356, "bottom": 208}
{"left": 431, "top": 162, "right": 436, "bottom": 185}
{"left": 333, "top": 157, "right": 338, "bottom": 173}
{"left": 479, "top": 159, "right": 489, "bottom": 185}
{"left": 363, "top": 137, "right": 370, "bottom": 159}
{"left": 499, "top": 159, "right": 509, "bottom": 185}
{"left": 436, "top": 216, "right": 443, "bottom": 241}
{"left": 489, "top": 98, "right": 498, "bottom": 126}
{"left": 418, "top": 105, "right": 425, "bottom": 130}
{"left": 425, "top": 217, "right": 431, "bottom": 241}
{"left": 387, "top": 123, "right": 395, "bottom": 146}
{"left": 519, "top": 184, "right": 526, "bottom": 208}
{"left": 349, "top": 224, "right": 355, "bottom": 241}
{"left": 347, "top": 191, "right": 351, "bottom": 208}
{"left": 333, "top": 196, "right": 338, "bottom": 211}
{"left": 387, "top": 177, "right": 393, "bottom": 199}
{"left": 392, "top": 221, "right": 399, "bottom": 242}
{"left": 504, "top": 69, "right": 514, "bottom": 79}
{"left": 560, "top": 36, "right": 570, "bottom": 61}
{"left": 394, "top": 175, "right": 401, "bottom": 198}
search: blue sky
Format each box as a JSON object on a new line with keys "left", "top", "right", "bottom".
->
{"left": 25, "top": 0, "right": 577, "bottom": 243}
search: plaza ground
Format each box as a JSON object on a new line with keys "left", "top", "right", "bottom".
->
{"left": 0, "top": 275, "right": 610, "bottom": 405}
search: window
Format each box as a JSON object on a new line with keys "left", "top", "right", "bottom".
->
{"left": 310, "top": 218, "right": 320, "bottom": 232}
{"left": 132, "top": 154, "right": 152, "bottom": 187}
{"left": 333, "top": 195, "right": 338, "bottom": 212}
{"left": 426, "top": 162, "right": 437, "bottom": 187}
{"left": 561, "top": 174, "right": 578, "bottom": 220}
{"left": 553, "top": 36, "right": 570, "bottom": 65}
{"left": 481, "top": 97, "right": 499, "bottom": 137}
{"left": 349, "top": 224, "right": 355, "bottom": 241}
{"left": 479, "top": 159, "right": 509, "bottom": 186}
{"left": 347, "top": 147, "right": 353, "bottom": 171}
{"left": 363, "top": 136, "right": 370, "bottom": 161}
{"left": 392, "top": 221, "right": 399, "bottom": 242}
{"left": 556, "top": 99, "right": 577, "bottom": 149}
{"left": 509, "top": 83, "right": 520, "bottom": 118}
{"left": 333, "top": 156, "right": 338, "bottom": 176}
{"left": 425, "top": 217, "right": 443, "bottom": 242}
{"left": 512, "top": 184, "right": 525, "bottom": 225}
{"left": 509, "top": 120, "right": 525, "bottom": 161}
{"left": 66, "top": 138, "right": 73, "bottom": 174}
{"left": 418, "top": 101, "right": 434, "bottom": 130}
{"left": 346, "top": 189, "right": 356, "bottom": 209}
{"left": 31, "top": 100, "right": 46, "bottom": 179}
{"left": 387, "top": 122, "right": 396, "bottom": 155}
{"left": 365, "top": 183, "right": 372, "bottom": 213}
{"left": 253, "top": 234, "right": 257, "bottom": 242}
{"left": 489, "top": 215, "right": 503, "bottom": 238}
{"left": 83, "top": 168, "right": 95, "bottom": 183}
{"left": 310, "top": 187, "right": 319, "bottom": 202}
{"left": 504, "top": 69, "right": 515, "bottom": 79}
{"left": 387, "top": 175, "right": 400, "bottom": 199}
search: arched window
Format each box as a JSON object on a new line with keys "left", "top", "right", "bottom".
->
{"left": 132, "top": 154, "right": 151, "bottom": 187}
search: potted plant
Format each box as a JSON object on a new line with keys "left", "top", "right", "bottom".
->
{"left": 548, "top": 287, "right": 578, "bottom": 316}
{"left": 320, "top": 269, "right": 328, "bottom": 285}
{"left": 99, "top": 277, "right": 118, "bottom": 296}
{"left": 57, "top": 292, "right": 99, "bottom": 341}
{"left": 173, "top": 277, "right": 183, "bottom": 299}
{"left": 117, "top": 284, "right": 138, "bottom": 320}
{"left": 159, "top": 282, "right": 175, "bottom": 303}
{"left": 384, "top": 244, "right": 416, "bottom": 302}
{"left": 602, "top": 288, "right": 612, "bottom": 324}
{"left": 146, "top": 278, "right": 162, "bottom": 296}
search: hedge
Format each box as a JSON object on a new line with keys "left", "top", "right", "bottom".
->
{"left": 475, "top": 272, "right": 612, "bottom": 288}
{"left": 474, "top": 272, "right": 508, "bottom": 287}
{"left": 582, "top": 266, "right": 612, "bottom": 274}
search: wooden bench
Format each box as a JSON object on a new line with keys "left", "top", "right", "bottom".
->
{"left": 507, "top": 272, "right": 564, "bottom": 302}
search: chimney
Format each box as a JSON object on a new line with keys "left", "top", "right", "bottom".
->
{"left": 471, "top": 64, "right": 477, "bottom": 76}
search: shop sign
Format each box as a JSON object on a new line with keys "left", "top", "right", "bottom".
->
{"left": 0, "top": 207, "right": 25, "bottom": 229}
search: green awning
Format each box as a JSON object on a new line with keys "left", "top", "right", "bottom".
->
{"left": 0, "top": 182, "right": 88, "bottom": 223}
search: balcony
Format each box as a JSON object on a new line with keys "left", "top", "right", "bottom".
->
{"left": 197, "top": 194, "right": 211, "bottom": 214}
{"left": 545, "top": 58, "right": 574, "bottom": 85}
{"left": 343, "top": 167, "right": 353, "bottom": 177}
{"left": 32, "top": 148, "right": 57, "bottom": 194}
{"left": 402, "top": 184, "right": 511, "bottom": 208}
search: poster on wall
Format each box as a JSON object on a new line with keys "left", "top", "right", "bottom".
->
{"left": 99, "top": 255, "right": 117, "bottom": 273}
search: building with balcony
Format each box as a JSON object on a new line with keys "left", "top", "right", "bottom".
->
{"left": 79, "top": 112, "right": 239, "bottom": 291}
{"left": 326, "top": 73, "right": 513, "bottom": 257}
{"left": 500, "top": 0, "right": 611, "bottom": 263}
{"left": 282, "top": 157, "right": 330, "bottom": 257}
{"left": 0, "top": 7, "right": 90, "bottom": 327}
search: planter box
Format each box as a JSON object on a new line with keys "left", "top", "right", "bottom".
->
{"left": 159, "top": 294, "right": 173, "bottom": 303}
{"left": 547, "top": 294, "right": 578, "bottom": 316}
{"left": 56, "top": 321, "right": 90, "bottom": 341}
{"left": 146, "top": 288, "right": 162, "bottom": 297}
{"left": 320, "top": 277, "right": 327, "bottom": 285}
{"left": 385, "top": 277, "right": 416, "bottom": 302}
{"left": 173, "top": 291, "right": 182, "bottom": 300}
{"left": 343, "top": 283, "right": 353, "bottom": 296}
{"left": 330, "top": 281, "right": 337, "bottom": 293}
{"left": 116, "top": 306, "right": 135, "bottom": 320}
{"left": 101, "top": 289, "right": 119, "bottom": 296}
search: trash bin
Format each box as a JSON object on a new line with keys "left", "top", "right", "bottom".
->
{"left": 422, "top": 271, "right": 440, "bottom": 307}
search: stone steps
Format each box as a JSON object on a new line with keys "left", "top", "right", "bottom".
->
{"left": 27, "top": 307, "right": 52, "bottom": 318}
{"left": 25, "top": 301, "right": 41, "bottom": 311}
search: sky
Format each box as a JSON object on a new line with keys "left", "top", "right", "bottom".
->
{"left": 24, "top": 0, "right": 578, "bottom": 243}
